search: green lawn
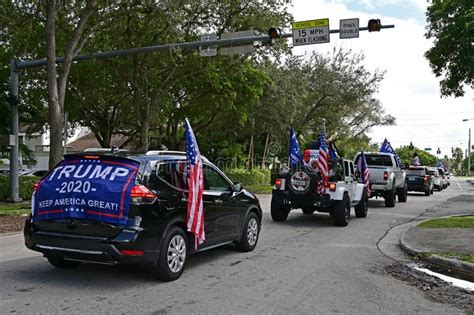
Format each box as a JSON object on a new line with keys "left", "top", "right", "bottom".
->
{"left": 245, "top": 184, "right": 273, "bottom": 194}
{"left": 417, "top": 216, "right": 474, "bottom": 228}
{"left": 0, "top": 202, "right": 31, "bottom": 216}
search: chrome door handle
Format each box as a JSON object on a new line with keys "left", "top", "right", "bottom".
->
{"left": 181, "top": 198, "right": 187, "bottom": 203}
{"left": 214, "top": 199, "right": 223, "bottom": 204}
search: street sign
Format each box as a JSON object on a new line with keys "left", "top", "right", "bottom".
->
{"left": 339, "top": 18, "right": 359, "bottom": 39}
{"left": 424, "top": 148, "right": 432, "bottom": 151}
{"left": 199, "top": 33, "right": 217, "bottom": 57}
{"left": 220, "top": 31, "right": 255, "bottom": 56}
{"left": 292, "top": 18, "right": 330, "bottom": 46}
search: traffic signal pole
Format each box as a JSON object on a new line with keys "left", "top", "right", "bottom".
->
{"left": 8, "top": 23, "right": 394, "bottom": 202}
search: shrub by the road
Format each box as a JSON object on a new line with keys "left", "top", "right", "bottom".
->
{"left": 224, "top": 168, "right": 271, "bottom": 186}
{"left": 0, "top": 176, "right": 38, "bottom": 201}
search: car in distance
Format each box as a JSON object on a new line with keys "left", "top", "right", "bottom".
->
{"left": 24, "top": 151, "right": 262, "bottom": 281}
{"left": 354, "top": 152, "right": 407, "bottom": 207}
{"left": 427, "top": 167, "right": 443, "bottom": 191}
{"left": 405, "top": 166, "right": 433, "bottom": 196}
{"left": 271, "top": 157, "right": 368, "bottom": 227}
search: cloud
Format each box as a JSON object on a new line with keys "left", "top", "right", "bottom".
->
{"left": 289, "top": 0, "right": 474, "bottom": 154}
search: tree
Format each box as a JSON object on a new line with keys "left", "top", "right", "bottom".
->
{"left": 45, "top": 0, "right": 98, "bottom": 168}
{"left": 396, "top": 146, "right": 437, "bottom": 167}
{"left": 425, "top": 0, "right": 474, "bottom": 97}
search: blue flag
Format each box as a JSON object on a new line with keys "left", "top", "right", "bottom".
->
{"left": 380, "top": 138, "right": 402, "bottom": 167}
{"left": 289, "top": 127, "right": 303, "bottom": 168}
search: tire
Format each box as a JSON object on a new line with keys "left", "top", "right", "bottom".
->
{"left": 430, "top": 187, "right": 434, "bottom": 195}
{"left": 437, "top": 185, "right": 442, "bottom": 192}
{"left": 288, "top": 166, "right": 318, "bottom": 195}
{"left": 154, "top": 226, "right": 188, "bottom": 282}
{"left": 46, "top": 256, "right": 81, "bottom": 269}
{"left": 301, "top": 207, "right": 314, "bottom": 215}
{"left": 354, "top": 190, "right": 368, "bottom": 218}
{"left": 397, "top": 184, "right": 408, "bottom": 203}
{"left": 271, "top": 197, "right": 289, "bottom": 222}
{"left": 424, "top": 188, "right": 430, "bottom": 196}
{"left": 384, "top": 188, "right": 396, "bottom": 208}
{"left": 333, "top": 194, "right": 350, "bottom": 226}
{"left": 236, "top": 212, "right": 260, "bottom": 252}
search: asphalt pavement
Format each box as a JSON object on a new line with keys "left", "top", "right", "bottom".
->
{"left": 0, "top": 178, "right": 472, "bottom": 314}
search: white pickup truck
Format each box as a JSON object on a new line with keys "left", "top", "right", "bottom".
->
{"left": 354, "top": 152, "right": 407, "bottom": 207}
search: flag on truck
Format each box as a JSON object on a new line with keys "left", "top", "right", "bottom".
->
{"left": 185, "top": 119, "right": 205, "bottom": 248}
{"left": 380, "top": 138, "right": 402, "bottom": 167}
{"left": 357, "top": 151, "right": 371, "bottom": 196}
{"left": 327, "top": 136, "right": 339, "bottom": 158}
{"left": 317, "top": 128, "right": 329, "bottom": 193}
{"left": 289, "top": 127, "right": 303, "bottom": 168}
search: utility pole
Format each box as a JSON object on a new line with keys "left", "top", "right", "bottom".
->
{"left": 9, "top": 59, "right": 21, "bottom": 202}
{"left": 468, "top": 128, "right": 471, "bottom": 176}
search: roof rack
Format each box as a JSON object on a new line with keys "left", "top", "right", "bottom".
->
{"left": 83, "top": 147, "right": 130, "bottom": 154}
{"left": 145, "top": 150, "right": 186, "bottom": 156}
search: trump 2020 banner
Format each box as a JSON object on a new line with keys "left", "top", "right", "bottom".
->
{"left": 32, "top": 155, "right": 140, "bottom": 225}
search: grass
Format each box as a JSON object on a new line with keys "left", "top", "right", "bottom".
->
{"left": 0, "top": 202, "right": 31, "bottom": 216}
{"left": 417, "top": 216, "right": 474, "bottom": 229}
{"left": 245, "top": 184, "right": 273, "bottom": 194}
{"left": 436, "top": 253, "right": 474, "bottom": 264}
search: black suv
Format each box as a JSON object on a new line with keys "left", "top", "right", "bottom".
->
{"left": 24, "top": 151, "right": 262, "bottom": 281}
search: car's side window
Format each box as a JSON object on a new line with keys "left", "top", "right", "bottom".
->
{"left": 204, "top": 165, "right": 231, "bottom": 192}
{"left": 343, "top": 161, "right": 350, "bottom": 177}
{"left": 155, "top": 161, "right": 189, "bottom": 190}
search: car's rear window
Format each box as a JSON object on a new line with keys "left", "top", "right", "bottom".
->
{"left": 406, "top": 169, "right": 425, "bottom": 176}
{"left": 363, "top": 154, "right": 394, "bottom": 166}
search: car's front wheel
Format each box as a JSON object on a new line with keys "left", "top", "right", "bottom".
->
{"left": 46, "top": 255, "right": 81, "bottom": 269}
{"left": 154, "top": 226, "right": 188, "bottom": 282}
{"left": 236, "top": 212, "right": 260, "bottom": 252}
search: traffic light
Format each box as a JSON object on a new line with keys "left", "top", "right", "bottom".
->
{"left": 368, "top": 19, "right": 381, "bottom": 32}
{"left": 268, "top": 27, "right": 281, "bottom": 43}
{"left": 409, "top": 142, "right": 414, "bottom": 150}
{"left": 437, "top": 147, "right": 441, "bottom": 154}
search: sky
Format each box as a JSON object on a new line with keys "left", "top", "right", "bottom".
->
{"left": 288, "top": 0, "right": 473, "bottom": 159}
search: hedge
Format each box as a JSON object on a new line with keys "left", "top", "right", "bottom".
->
{"left": 224, "top": 168, "right": 271, "bottom": 186}
{"left": 0, "top": 176, "right": 39, "bottom": 201}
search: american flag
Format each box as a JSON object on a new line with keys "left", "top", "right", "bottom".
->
{"left": 317, "top": 128, "right": 329, "bottom": 193}
{"left": 357, "top": 151, "right": 371, "bottom": 196}
{"left": 185, "top": 119, "right": 205, "bottom": 248}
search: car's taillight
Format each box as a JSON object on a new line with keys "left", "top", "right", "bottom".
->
{"left": 33, "top": 182, "right": 39, "bottom": 192}
{"left": 120, "top": 249, "right": 144, "bottom": 256}
{"left": 275, "top": 179, "right": 282, "bottom": 189}
{"left": 424, "top": 176, "right": 429, "bottom": 183}
{"left": 383, "top": 171, "right": 388, "bottom": 181}
{"left": 130, "top": 185, "right": 157, "bottom": 204}
{"left": 329, "top": 182, "right": 337, "bottom": 191}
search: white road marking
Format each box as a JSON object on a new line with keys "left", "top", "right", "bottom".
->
{"left": 0, "top": 233, "right": 22, "bottom": 239}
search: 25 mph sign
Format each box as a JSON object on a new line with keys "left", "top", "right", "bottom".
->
{"left": 292, "top": 19, "right": 330, "bottom": 46}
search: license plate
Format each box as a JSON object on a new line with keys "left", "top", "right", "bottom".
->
{"left": 409, "top": 176, "right": 416, "bottom": 181}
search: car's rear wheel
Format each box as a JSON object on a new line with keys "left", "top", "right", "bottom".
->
{"left": 154, "top": 226, "right": 187, "bottom": 282}
{"left": 236, "top": 212, "right": 260, "bottom": 252}
{"left": 385, "top": 187, "right": 396, "bottom": 207}
{"left": 354, "top": 190, "right": 368, "bottom": 218}
{"left": 333, "top": 194, "right": 350, "bottom": 226}
{"left": 46, "top": 255, "right": 81, "bottom": 269}
{"left": 424, "top": 187, "right": 430, "bottom": 196}
{"left": 271, "top": 197, "right": 289, "bottom": 222}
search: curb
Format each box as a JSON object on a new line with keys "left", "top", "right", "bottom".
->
{"left": 399, "top": 229, "right": 474, "bottom": 276}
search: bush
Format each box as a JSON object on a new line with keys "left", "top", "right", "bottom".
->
{"left": 224, "top": 168, "right": 271, "bottom": 186}
{"left": 0, "top": 176, "right": 39, "bottom": 201}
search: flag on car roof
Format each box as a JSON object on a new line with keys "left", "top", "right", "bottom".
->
{"left": 357, "top": 151, "right": 371, "bottom": 196}
{"left": 327, "top": 136, "right": 339, "bottom": 158}
{"left": 379, "top": 138, "right": 402, "bottom": 167}
{"left": 317, "top": 128, "right": 329, "bottom": 193}
{"left": 185, "top": 119, "right": 205, "bottom": 249}
{"left": 289, "top": 127, "right": 303, "bottom": 168}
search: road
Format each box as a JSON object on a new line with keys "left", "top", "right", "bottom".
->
{"left": 0, "top": 178, "right": 471, "bottom": 314}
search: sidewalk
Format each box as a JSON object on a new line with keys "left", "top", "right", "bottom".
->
{"left": 399, "top": 184, "right": 474, "bottom": 276}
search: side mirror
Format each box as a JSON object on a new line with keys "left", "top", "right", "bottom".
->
{"left": 234, "top": 182, "right": 243, "bottom": 192}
